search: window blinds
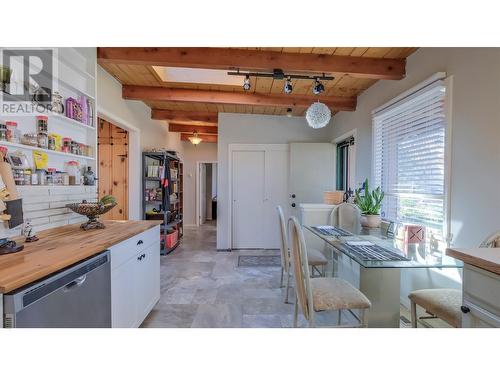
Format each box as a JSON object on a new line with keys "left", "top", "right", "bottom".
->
{"left": 373, "top": 80, "right": 447, "bottom": 235}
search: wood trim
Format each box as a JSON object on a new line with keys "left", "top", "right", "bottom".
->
{"left": 124, "top": 85, "right": 356, "bottom": 111}
{"left": 152, "top": 109, "right": 218, "bottom": 125}
{"left": 181, "top": 133, "right": 217, "bottom": 143}
{"left": 98, "top": 47, "right": 406, "bottom": 80}
{"left": 169, "top": 123, "right": 218, "bottom": 134}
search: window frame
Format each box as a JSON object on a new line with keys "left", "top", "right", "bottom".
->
{"left": 371, "top": 73, "right": 453, "bottom": 245}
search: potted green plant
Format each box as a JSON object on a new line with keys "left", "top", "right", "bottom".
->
{"left": 0, "top": 65, "right": 12, "bottom": 92}
{"left": 354, "top": 178, "right": 385, "bottom": 228}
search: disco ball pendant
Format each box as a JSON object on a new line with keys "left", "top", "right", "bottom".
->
{"left": 306, "top": 102, "right": 331, "bottom": 129}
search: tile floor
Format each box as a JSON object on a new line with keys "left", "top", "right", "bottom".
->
{"left": 141, "top": 222, "right": 433, "bottom": 328}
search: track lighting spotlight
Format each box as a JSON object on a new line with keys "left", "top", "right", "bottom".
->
{"left": 243, "top": 74, "right": 251, "bottom": 91}
{"left": 312, "top": 78, "right": 325, "bottom": 95}
{"left": 286, "top": 108, "right": 293, "bottom": 117}
{"left": 284, "top": 77, "right": 293, "bottom": 94}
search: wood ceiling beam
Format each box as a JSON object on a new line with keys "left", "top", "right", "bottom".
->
{"left": 169, "top": 123, "right": 218, "bottom": 134}
{"left": 98, "top": 47, "right": 406, "bottom": 80}
{"left": 181, "top": 133, "right": 217, "bottom": 143}
{"left": 152, "top": 109, "right": 218, "bottom": 125}
{"left": 123, "top": 85, "right": 356, "bottom": 111}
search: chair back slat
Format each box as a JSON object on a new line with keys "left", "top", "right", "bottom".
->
{"left": 479, "top": 230, "right": 500, "bottom": 248}
{"left": 276, "top": 206, "right": 289, "bottom": 271}
{"left": 330, "top": 202, "right": 361, "bottom": 233}
{"left": 288, "top": 216, "right": 313, "bottom": 321}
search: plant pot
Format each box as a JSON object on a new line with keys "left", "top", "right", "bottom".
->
{"left": 361, "top": 214, "right": 381, "bottom": 228}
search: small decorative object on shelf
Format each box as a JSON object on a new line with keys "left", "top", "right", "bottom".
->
{"left": 22, "top": 220, "right": 39, "bottom": 242}
{"left": 51, "top": 91, "right": 65, "bottom": 114}
{"left": 355, "top": 178, "right": 385, "bottom": 228}
{"left": 66, "top": 196, "right": 117, "bottom": 230}
{"left": 83, "top": 166, "right": 96, "bottom": 185}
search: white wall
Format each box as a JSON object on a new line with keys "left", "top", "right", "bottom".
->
{"left": 217, "top": 113, "right": 332, "bottom": 249}
{"left": 97, "top": 66, "right": 184, "bottom": 219}
{"left": 331, "top": 48, "right": 500, "bottom": 300}
{"left": 182, "top": 142, "right": 218, "bottom": 226}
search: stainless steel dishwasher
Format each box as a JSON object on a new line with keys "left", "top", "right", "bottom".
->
{"left": 3, "top": 251, "right": 111, "bottom": 328}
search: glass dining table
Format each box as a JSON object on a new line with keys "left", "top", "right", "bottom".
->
{"left": 304, "top": 225, "right": 463, "bottom": 327}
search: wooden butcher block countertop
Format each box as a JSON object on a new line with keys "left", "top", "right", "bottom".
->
{"left": 0, "top": 220, "right": 161, "bottom": 293}
{"left": 446, "top": 247, "right": 500, "bottom": 275}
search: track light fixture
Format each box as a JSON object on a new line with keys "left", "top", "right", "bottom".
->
{"left": 286, "top": 108, "right": 293, "bottom": 117}
{"left": 229, "top": 69, "right": 333, "bottom": 91}
{"left": 312, "top": 78, "right": 325, "bottom": 95}
{"left": 284, "top": 77, "right": 293, "bottom": 94}
{"left": 243, "top": 74, "right": 251, "bottom": 91}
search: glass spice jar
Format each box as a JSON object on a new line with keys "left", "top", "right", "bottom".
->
{"left": 23, "top": 169, "right": 32, "bottom": 185}
{"left": 47, "top": 168, "right": 56, "bottom": 185}
{"left": 22, "top": 133, "right": 38, "bottom": 147}
{"left": 70, "top": 141, "right": 79, "bottom": 155}
{"left": 37, "top": 132, "right": 48, "bottom": 149}
{"left": 6, "top": 121, "right": 19, "bottom": 143}
{"left": 0, "top": 122, "right": 7, "bottom": 141}
{"left": 48, "top": 135, "right": 56, "bottom": 150}
{"left": 36, "top": 115, "right": 48, "bottom": 134}
{"left": 62, "top": 137, "right": 72, "bottom": 153}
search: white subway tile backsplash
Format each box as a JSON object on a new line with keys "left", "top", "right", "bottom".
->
{"left": 1, "top": 185, "right": 98, "bottom": 238}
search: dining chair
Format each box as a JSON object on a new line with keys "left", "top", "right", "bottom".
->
{"left": 408, "top": 230, "right": 500, "bottom": 328}
{"left": 329, "top": 202, "right": 361, "bottom": 234}
{"left": 288, "top": 216, "right": 371, "bottom": 327}
{"left": 276, "top": 206, "right": 328, "bottom": 303}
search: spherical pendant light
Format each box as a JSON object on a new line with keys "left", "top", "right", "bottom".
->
{"left": 305, "top": 102, "right": 331, "bottom": 129}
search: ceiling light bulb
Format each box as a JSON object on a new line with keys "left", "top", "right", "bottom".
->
{"left": 284, "top": 77, "right": 293, "bottom": 94}
{"left": 243, "top": 74, "right": 251, "bottom": 91}
{"left": 286, "top": 108, "right": 293, "bottom": 117}
{"left": 312, "top": 78, "right": 325, "bottom": 95}
{"left": 188, "top": 132, "right": 202, "bottom": 145}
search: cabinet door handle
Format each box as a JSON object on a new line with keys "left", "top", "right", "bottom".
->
{"left": 137, "top": 240, "right": 144, "bottom": 246}
{"left": 137, "top": 256, "right": 142, "bottom": 261}
{"left": 461, "top": 305, "right": 470, "bottom": 314}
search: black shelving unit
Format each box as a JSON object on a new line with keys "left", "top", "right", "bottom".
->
{"left": 142, "top": 151, "right": 183, "bottom": 255}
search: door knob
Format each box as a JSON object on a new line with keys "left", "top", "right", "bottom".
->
{"left": 460, "top": 305, "right": 470, "bottom": 314}
{"left": 291, "top": 203, "right": 296, "bottom": 208}
{"left": 291, "top": 194, "right": 296, "bottom": 198}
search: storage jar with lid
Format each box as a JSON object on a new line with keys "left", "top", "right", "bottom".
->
{"left": 23, "top": 169, "right": 32, "bottom": 185}
{"left": 48, "top": 135, "right": 56, "bottom": 150}
{"left": 36, "top": 115, "right": 48, "bottom": 134}
{"left": 62, "top": 137, "right": 71, "bottom": 153}
{"left": 0, "top": 122, "right": 7, "bottom": 141}
{"left": 36, "top": 169, "right": 46, "bottom": 185}
{"left": 65, "top": 161, "right": 80, "bottom": 185}
{"left": 47, "top": 168, "right": 56, "bottom": 185}
{"left": 6, "top": 121, "right": 20, "bottom": 143}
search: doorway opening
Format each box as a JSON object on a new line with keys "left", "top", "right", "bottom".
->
{"left": 98, "top": 118, "right": 129, "bottom": 220}
{"left": 197, "top": 162, "right": 218, "bottom": 227}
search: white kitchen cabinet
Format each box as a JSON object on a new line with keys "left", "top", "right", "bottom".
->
{"left": 134, "top": 242, "right": 160, "bottom": 326}
{"left": 461, "top": 264, "right": 500, "bottom": 328}
{"left": 110, "top": 225, "right": 160, "bottom": 328}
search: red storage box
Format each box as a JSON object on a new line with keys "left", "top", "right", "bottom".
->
{"left": 165, "top": 230, "right": 179, "bottom": 249}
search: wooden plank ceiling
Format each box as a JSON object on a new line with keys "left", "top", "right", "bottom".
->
{"left": 98, "top": 47, "right": 418, "bottom": 143}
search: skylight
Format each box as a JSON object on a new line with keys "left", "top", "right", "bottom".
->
{"left": 152, "top": 66, "right": 243, "bottom": 86}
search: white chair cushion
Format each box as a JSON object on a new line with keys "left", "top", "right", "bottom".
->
{"left": 311, "top": 277, "right": 371, "bottom": 311}
{"left": 408, "top": 288, "right": 462, "bottom": 327}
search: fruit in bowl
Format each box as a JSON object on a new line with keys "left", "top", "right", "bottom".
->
{"left": 66, "top": 195, "right": 117, "bottom": 230}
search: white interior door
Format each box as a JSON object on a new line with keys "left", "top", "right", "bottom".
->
{"left": 199, "top": 163, "right": 206, "bottom": 225}
{"left": 232, "top": 150, "right": 266, "bottom": 248}
{"left": 289, "top": 143, "right": 336, "bottom": 215}
{"left": 263, "top": 148, "right": 289, "bottom": 248}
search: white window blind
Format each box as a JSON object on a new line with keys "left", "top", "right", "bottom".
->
{"left": 373, "top": 80, "right": 447, "bottom": 236}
